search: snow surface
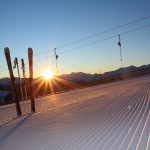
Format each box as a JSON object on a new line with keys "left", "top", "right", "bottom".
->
{"left": 0, "top": 76, "right": 150, "bottom": 150}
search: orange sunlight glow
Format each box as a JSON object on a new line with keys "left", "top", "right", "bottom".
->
{"left": 42, "top": 69, "right": 54, "bottom": 80}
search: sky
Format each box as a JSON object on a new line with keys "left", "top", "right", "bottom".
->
{"left": 0, "top": 0, "right": 150, "bottom": 78}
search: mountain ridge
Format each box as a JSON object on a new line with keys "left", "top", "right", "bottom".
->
{"left": 0, "top": 64, "right": 150, "bottom": 85}
{"left": 56, "top": 64, "right": 150, "bottom": 83}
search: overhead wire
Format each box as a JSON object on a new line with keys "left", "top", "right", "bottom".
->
{"left": 30, "top": 15, "right": 150, "bottom": 57}
{"left": 0, "top": 22, "right": 150, "bottom": 75}
{"left": 14, "top": 23, "right": 150, "bottom": 65}
{"left": 0, "top": 15, "right": 150, "bottom": 67}
{"left": 58, "top": 24, "right": 150, "bottom": 56}
{"left": 56, "top": 15, "right": 150, "bottom": 49}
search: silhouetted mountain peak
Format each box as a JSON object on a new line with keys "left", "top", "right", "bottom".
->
{"left": 0, "top": 64, "right": 150, "bottom": 85}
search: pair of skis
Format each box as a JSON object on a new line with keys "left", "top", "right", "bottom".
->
{"left": 4, "top": 47, "right": 35, "bottom": 117}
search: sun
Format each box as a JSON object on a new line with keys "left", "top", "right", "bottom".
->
{"left": 42, "top": 69, "right": 54, "bottom": 80}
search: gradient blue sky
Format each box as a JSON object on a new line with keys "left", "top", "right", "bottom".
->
{"left": 0, "top": 0, "right": 150, "bottom": 78}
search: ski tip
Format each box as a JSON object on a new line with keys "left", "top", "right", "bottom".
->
{"left": 28, "top": 47, "right": 33, "bottom": 52}
{"left": 4, "top": 47, "right": 9, "bottom": 52}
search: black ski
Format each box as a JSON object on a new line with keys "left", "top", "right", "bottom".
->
{"left": 4, "top": 47, "right": 22, "bottom": 116}
{"left": 28, "top": 48, "right": 35, "bottom": 112}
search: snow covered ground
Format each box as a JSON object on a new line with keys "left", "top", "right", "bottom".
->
{"left": 0, "top": 76, "right": 150, "bottom": 150}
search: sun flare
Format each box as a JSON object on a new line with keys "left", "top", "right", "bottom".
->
{"left": 42, "top": 69, "right": 54, "bottom": 80}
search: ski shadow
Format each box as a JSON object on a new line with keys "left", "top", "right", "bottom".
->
{"left": 0, "top": 118, "right": 16, "bottom": 128}
{"left": 0, "top": 113, "right": 32, "bottom": 146}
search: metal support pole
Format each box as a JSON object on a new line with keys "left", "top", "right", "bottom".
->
{"left": 14, "top": 58, "right": 25, "bottom": 112}
{"left": 21, "top": 58, "right": 29, "bottom": 113}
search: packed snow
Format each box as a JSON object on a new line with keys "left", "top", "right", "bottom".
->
{"left": 0, "top": 76, "right": 150, "bottom": 150}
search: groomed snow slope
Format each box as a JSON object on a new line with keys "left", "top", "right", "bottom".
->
{"left": 0, "top": 76, "right": 150, "bottom": 150}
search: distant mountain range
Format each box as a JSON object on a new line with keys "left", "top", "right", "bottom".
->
{"left": 101, "top": 64, "right": 150, "bottom": 78}
{"left": 0, "top": 64, "right": 150, "bottom": 85}
{"left": 0, "top": 64, "right": 150, "bottom": 104}
{"left": 57, "top": 64, "right": 150, "bottom": 83}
